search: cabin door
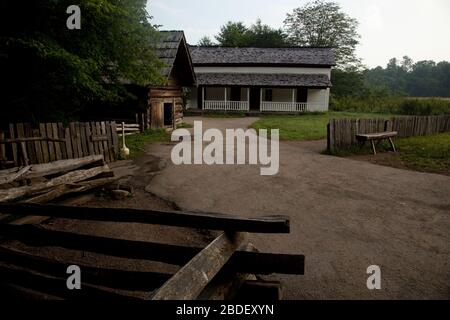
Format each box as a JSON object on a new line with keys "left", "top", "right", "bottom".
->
{"left": 249, "top": 87, "right": 261, "bottom": 111}
{"left": 164, "top": 103, "right": 173, "bottom": 126}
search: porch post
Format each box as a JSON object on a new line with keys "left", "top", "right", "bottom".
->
{"left": 260, "top": 88, "right": 263, "bottom": 111}
{"left": 247, "top": 87, "right": 250, "bottom": 111}
{"left": 202, "top": 86, "right": 205, "bottom": 110}
{"left": 224, "top": 87, "right": 227, "bottom": 110}
{"left": 292, "top": 88, "right": 295, "bottom": 110}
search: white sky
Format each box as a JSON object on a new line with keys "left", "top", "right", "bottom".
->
{"left": 146, "top": 0, "right": 450, "bottom": 68}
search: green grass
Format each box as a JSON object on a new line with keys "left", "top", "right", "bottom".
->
{"left": 202, "top": 111, "right": 246, "bottom": 118}
{"left": 329, "top": 133, "right": 450, "bottom": 175}
{"left": 250, "top": 112, "right": 392, "bottom": 141}
{"left": 177, "top": 122, "right": 193, "bottom": 128}
{"left": 124, "top": 129, "right": 170, "bottom": 158}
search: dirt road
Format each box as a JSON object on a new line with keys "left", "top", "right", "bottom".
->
{"left": 145, "top": 116, "right": 450, "bottom": 299}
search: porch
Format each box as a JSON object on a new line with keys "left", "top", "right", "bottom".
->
{"left": 198, "top": 86, "right": 328, "bottom": 112}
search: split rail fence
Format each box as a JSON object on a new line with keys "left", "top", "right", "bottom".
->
{"left": 328, "top": 115, "right": 450, "bottom": 151}
{"left": 0, "top": 121, "right": 123, "bottom": 167}
{"left": 0, "top": 203, "right": 304, "bottom": 300}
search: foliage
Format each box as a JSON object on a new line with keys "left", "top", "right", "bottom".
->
{"left": 249, "top": 112, "right": 392, "bottom": 141}
{"left": 330, "top": 96, "right": 450, "bottom": 115}
{"left": 198, "top": 36, "right": 214, "bottom": 46}
{"left": 215, "top": 19, "right": 289, "bottom": 47}
{"left": 284, "top": 0, "right": 360, "bottom": 68}
{"left": 1, "top": 0, "right": 164, "bottom": 123}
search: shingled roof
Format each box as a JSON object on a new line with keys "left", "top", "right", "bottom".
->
{"left": 196, "top": 73, "right": 331, "bottom": 88}
{"left": 154, "top": 31, "right": 195, "bottom": 84}
{"left": 190, "top": 46, "right": 335, "bottom": 67}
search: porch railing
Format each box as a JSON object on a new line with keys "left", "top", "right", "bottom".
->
{"left": 203, "top": 101, "right": 249, "bottom": 111}
{"left": 260, "top": 102, "right": 310, "bottom": 112}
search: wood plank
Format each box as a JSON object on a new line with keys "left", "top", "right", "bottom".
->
{"left": 46, "top": 123, "right": 55, "bottom": 162}
{"left": 96, "top": 122, "right": 104, "bottom": 157}
{"left": 16, "top": 123, "right": 27, "bottom": 166}
{"left": 91, "top": 122, "right": 99, "bottom": 155}
{"left": 105, "top": 121, "right": 114, "bottom": 163}
{"left": 0, "top": 263, "right": 143, "bottom": 301}
{"left": 0, "top": 246, "right": 171, "bottom": 291}
{"left": 39, "top": 123, "right": 50, "bottom": 163}
{"left": 0, "top": 224, "right": 304, "bottom": 275}
{"left": 152, "top": 232, "right": 247, "bottom": 300}
{"left": 51, "top": 123, "right": 62, "bottom": 161}
{"left": 0, "top": 203, "right": 290, "bottom": 233}
{"left": 100, "top": 122, "right": 109, "bottom": 162}
{"left": 0, "top": 132, "right": 5, "bottom": 161}
{"left": 32, "top": 129, "right": 44, "bottom": 163}
{"left": 57, "top": 123, "right": 67, "bottom": 159}
{"left": 80, "top": 123, "right": 89, "bottom": 158}
{"left": 84, "top": 122, "right": 94, "bottom": 156}
{"left": 9, "top": 123, "right": 18, "bottom": 166}
{"left": 0, "top": 166, "right": 31, "bottom": 186}
{"left": 24, "top": 124, "right": 37, "bottom": 164}
{"left": 69, "top": 123, "right": 78, "bottom": 158}
{"left": 111, "top": 122, "right": 119, "bottom": 156}
{"left": 64, "top": 127, "right": 73, "bottom": 159}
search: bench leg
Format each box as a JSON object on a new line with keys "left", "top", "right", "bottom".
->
{"left": 371, "top": 140, "right": 377, "bottom": 155}
{"left": 388, "top": 138, "right": 397, "bottom": 153}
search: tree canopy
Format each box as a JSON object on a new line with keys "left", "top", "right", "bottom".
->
{"left": 1, "top": 0, "right": 164, "bottom": 122}
{"left": 213, "top": 19, "right": 289, "bottom": 47}
{"left": 284, "top": 0, "right": 360, "bottom": 69}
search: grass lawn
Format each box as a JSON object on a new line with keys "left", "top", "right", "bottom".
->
{"left": 330, "top": 133, "right": 450, "bottom": 175}
{"left": 249, "top": 112, "right": 392, "bottom": 140}
{"left": 124, "top": 129, "right": 170, "bottom": 158}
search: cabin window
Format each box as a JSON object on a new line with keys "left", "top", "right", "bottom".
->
{"left": 264, "top": 89, "right": 273, "bottom": 102}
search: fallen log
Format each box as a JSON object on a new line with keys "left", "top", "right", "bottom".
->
{"left": 0, "top": 165, "right": 112, "bottom": 203}
{"left": 0, "top": 155, "right": 105, "bottom": 184}
{"left": 0, "top": 166, "right": 31, "bottom": 186}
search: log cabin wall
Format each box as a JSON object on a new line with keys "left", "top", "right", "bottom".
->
{"left": 147, "top": 77, "right": 184, "bottom": 130}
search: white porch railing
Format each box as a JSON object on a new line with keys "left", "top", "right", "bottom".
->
{"left": 203, "top": 101, "right": 249, "bottom": 111}
{"left": 260, "top": 102, "right": 310, "bottom": 112}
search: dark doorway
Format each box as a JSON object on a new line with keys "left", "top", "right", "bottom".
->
{"left": 297, "top": 88, "right": 308, "bottom": 103}
{"left": 164, "top": 103, "right": 173, "bottom": 126}
{"left": 249, "top": 87, "right": 261, "bottom": 110}
{"left": 230, "top": 87, "right": 241, "bottom": 101}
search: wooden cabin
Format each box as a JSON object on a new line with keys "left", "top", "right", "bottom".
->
{"left": 146, "top": 31, "right": 196, "bottom": 130}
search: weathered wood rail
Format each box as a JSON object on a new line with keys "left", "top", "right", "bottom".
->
{"left": 0, "top": 203, "right": 304, "bottom": 300}
{"left": 328, "top": 115, "right": 450, "bottom": 151}
{"left": 0, "top": 121, "right": 120, "bottom": 167}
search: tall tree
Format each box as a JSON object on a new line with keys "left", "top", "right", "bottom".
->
{"left": 198, "top": 36, "right": 214, "bottom": 46}
{"left": 0, "top": 0, "right": 164, "bottom": 122}
{"left": 215, "top": 20, "right": 289, "bottom": 47}
{"left": 284, "top": 0, "right": 360, "bottom": 69}
{"left": 215, "top": 21, "right": 248, "bottom": 47}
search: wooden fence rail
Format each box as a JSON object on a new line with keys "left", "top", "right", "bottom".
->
{"left": 0, "top": 121, "right": 119, "bottom": 166}
{"left": 328, "top": 115, "right": 450, "bottom": 151}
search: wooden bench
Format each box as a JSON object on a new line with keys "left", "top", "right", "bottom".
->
{"left": 356, "top": 131, "right": 398, "bottom": 155}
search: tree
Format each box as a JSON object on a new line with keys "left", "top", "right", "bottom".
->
{"left": 198, "top": 36, "right": 214, "bottom": 46}
{"left": 1, "top": 0, "right": 164, "bottom": 122}
{"left": 284, "top": 0, "right": 360, "bottom": 69}
{"left": 215, "top": 21, "right": 248, "bottom": 47}
{"left": 214, "top": 19, "right": 289, "bottom": 47}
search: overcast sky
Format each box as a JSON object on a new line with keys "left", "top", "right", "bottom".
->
{"left": 147, "top": 0, "right": 450, "bottom": 68}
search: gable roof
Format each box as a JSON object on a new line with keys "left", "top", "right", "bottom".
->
{"left": 190, "top": 46, "right": 335, "bottom": 67}
{"left": 196, "top": 73, "right": 331, "bottom": 88}
{"left": 154, "top": 31, "right": 196, "bottom": 85}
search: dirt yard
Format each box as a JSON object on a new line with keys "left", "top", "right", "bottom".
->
{"left": 142, "top": 116, "right": 450, "bottom": 300}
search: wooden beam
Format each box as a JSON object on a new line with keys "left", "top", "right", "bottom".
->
{"left": 0, "top": 224, "right": 304, "bottom": 275}
{"left": 0, "top": 166, "right": 31, "bottom": 186}
{"left": 152, "top": 232, "right": 247, "bottom": 300}
{"left": 0, "top": 246, "right": 171, "bottom": 291}
{"left": 0, "top": 203, "right": 290, "bottom": 233}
